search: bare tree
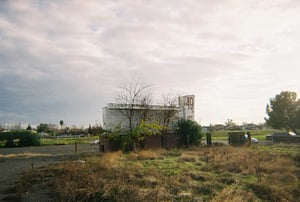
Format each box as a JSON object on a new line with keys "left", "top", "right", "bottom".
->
{"left": 158, "top": 93, "right": 179, "bottom": 127}
{"left": 115, "top": 78, "right": 153, "bottom": 133}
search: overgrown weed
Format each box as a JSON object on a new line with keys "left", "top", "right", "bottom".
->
{"left": 17, "top": 144, "right": 300, "bottom": 201}
{"left": 137, "top": 149, "right": 160, "bottom": 160}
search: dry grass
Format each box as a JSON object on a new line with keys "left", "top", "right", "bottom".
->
{"left": 0, "top": 153, "right": 53, "bottom": 158}
{"left": 17, "top": 145, "right": 300, "bottom": 202}
{"left": 137, "top": 149, "right": 160, "bottom": 160}
{"left": 212, "top": 184, "right": 256, "bottom": 202}
{"left": 98, "top": 151, "right": 123, "bottom": 168}
{"left": 179, "top": 152, "right": 198, "bottom": 162}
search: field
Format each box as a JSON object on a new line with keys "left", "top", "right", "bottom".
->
{"left": 0, "top": 134, "right": 99, "bottom": 148}
{"left": 207, "top": 129, "right": 280, "bottom": 141}
{"left": 0, "top": 129, "right": 279, "bottom": 148}
{"left": 40, "top": 135, "right": 99, "bottom": 146}
{"left": 16, "top": 143, "right": 300, "bottom": 202}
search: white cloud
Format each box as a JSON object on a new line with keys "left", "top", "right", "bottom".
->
{"left": 0, "top": 0, "right": 300, "bottom": 126}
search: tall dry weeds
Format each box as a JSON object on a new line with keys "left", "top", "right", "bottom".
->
{"left": 137, "top": 149, "right": 160, "bottom": 160}
{"left": 99, "top": 151, "right": 123, "bottom": 168}
{"left": 212, "top": 184, "right": 256, "bottom": 202}
{"left": 17, "top": 145, "right": 300, "bottom": 202}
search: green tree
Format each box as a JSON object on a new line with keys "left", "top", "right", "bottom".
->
{"left": 37, "top": 123, "right": 49, "bottom": 133}
{"left": 26, "top": 124, "right": 32, "bottom": 130}
{"left": 290, "top": 100, "right": 300, "bottom": 131}
{"left": 37, "top": 123, "right": 57, "bottom": 136}
{"left": 175, "top": 119, "right": 202, "bottom": 147}
{"left": 88, "top": 124, "right": 104, "bottom": 136}
{"left": 133, "top": 121, "right": 164, "bottom": 141}
{"left": 59, "top": 120, "right": 64, "bottom": 129}
{"left": 88, "top": 124, "right": 92, "bottom": 134}
{"left": 265, "top": 91, "right": 300, "bottom": 133}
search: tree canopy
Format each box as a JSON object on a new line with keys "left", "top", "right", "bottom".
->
{"left": 175, "top": 119, "right": 202, "bottom": 147}
{"left": 59, "top": 120, "right": 64, "bottom": 126}
{"left": 265, "top": 91, "right": 300, "bottom": 133}
{"left": 37, "top": 123, "right": 57, "bottom": 135}
{"left": 132, "top": 121, "right": 164, "bottom": 141}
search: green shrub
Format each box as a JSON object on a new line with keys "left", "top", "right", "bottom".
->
{"left": 0, "top": 131, "right": 40, "bottom": 147}
{"left": 174, "top": 119, "right": 203, "bottom": 147}
{"left": 18, "top": 131, "right": 40, "bottom": 147}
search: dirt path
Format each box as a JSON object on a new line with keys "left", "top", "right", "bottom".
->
{"left": 0, "top": 144, "right": 100, "bottom": 201}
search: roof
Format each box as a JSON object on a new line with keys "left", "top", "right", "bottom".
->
{"left": 104, "top": 103, "right": 181, "bottom": 111}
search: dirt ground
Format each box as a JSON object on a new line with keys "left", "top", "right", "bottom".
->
{"left": 0, "top": 144, "right": 100, "bottom": 201}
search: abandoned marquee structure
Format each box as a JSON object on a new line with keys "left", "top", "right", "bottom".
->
{"left": 100, "top": 95, "right": 195, "bottom": 151}
{"left": 102, "top": 95, "right": 195, "bottom": 131}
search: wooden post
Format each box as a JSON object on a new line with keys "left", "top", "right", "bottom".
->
{"left": 206, "top": 133, "right": 212, "bottom": 147}
{"left": 75, "top": 141, "right": 77, "bottom": 153}
{"left": 99, "top": 134, "right": 101, "bottom": 153}
{"left": 187, "top": 135, "right": 190, "bottom": 148}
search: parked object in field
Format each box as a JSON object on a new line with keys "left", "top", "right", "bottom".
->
{"left": 251, "top": 137, "right": 259, "bottom": 144}
{"left": 90, "top": 139, "right": 100, "bottom": 145}
{"left": 245, "top": 133, "right": 259, "bottom": 144}
{"left": 265, "top": 132, "right": 300, "bottom": 143}
{"left": 228, "top": 132, "right": 259, "bottom": 146}
{"left": 266, "top": 132, "right": 289, "bottom": 140}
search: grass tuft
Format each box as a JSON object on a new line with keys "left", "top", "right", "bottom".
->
{"left": 137, "top": 150, "right": 159, "bottom": 160}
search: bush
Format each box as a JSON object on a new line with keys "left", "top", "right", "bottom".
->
{"left": 175, "top": 119, "right": 202, "bottom": 147}
{"left": 18, "top": 131, "right": 40, "bottom": 147}
{"left": 0, "top": 131, "right": 40, "bottom": 147}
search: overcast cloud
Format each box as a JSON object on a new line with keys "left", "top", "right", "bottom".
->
{"left": 1, "top": 0, "right": 300, "bottom": 127}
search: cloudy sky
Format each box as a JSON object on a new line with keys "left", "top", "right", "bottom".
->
{"left": 1, "top": 0, "right": 300, "bottom": 127}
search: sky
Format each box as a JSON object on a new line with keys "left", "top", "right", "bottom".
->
{"left": 1, "top": 0, "right": 300, "bottom": 128}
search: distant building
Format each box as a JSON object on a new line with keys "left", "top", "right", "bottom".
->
{"left": 243, "top": 123, "right": 260, "bottom": 130}
{"left": 102, "top": 95, "right": 195, "bottom": 131}
{"left": 213, "top": 124, "right": 226, "bottom": 131}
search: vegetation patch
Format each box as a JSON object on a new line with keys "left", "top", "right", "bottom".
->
{"left": 0, "top": 152, "right": 53, "bottom": 159}
{"left": 0, "top": 131, "right": 40, "bottom": 147}
{"left": 137, "top": 149, "right": 160, "bottom": 160}
{"left": 17, "top": 145, "right": 300, "bottom": 201}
